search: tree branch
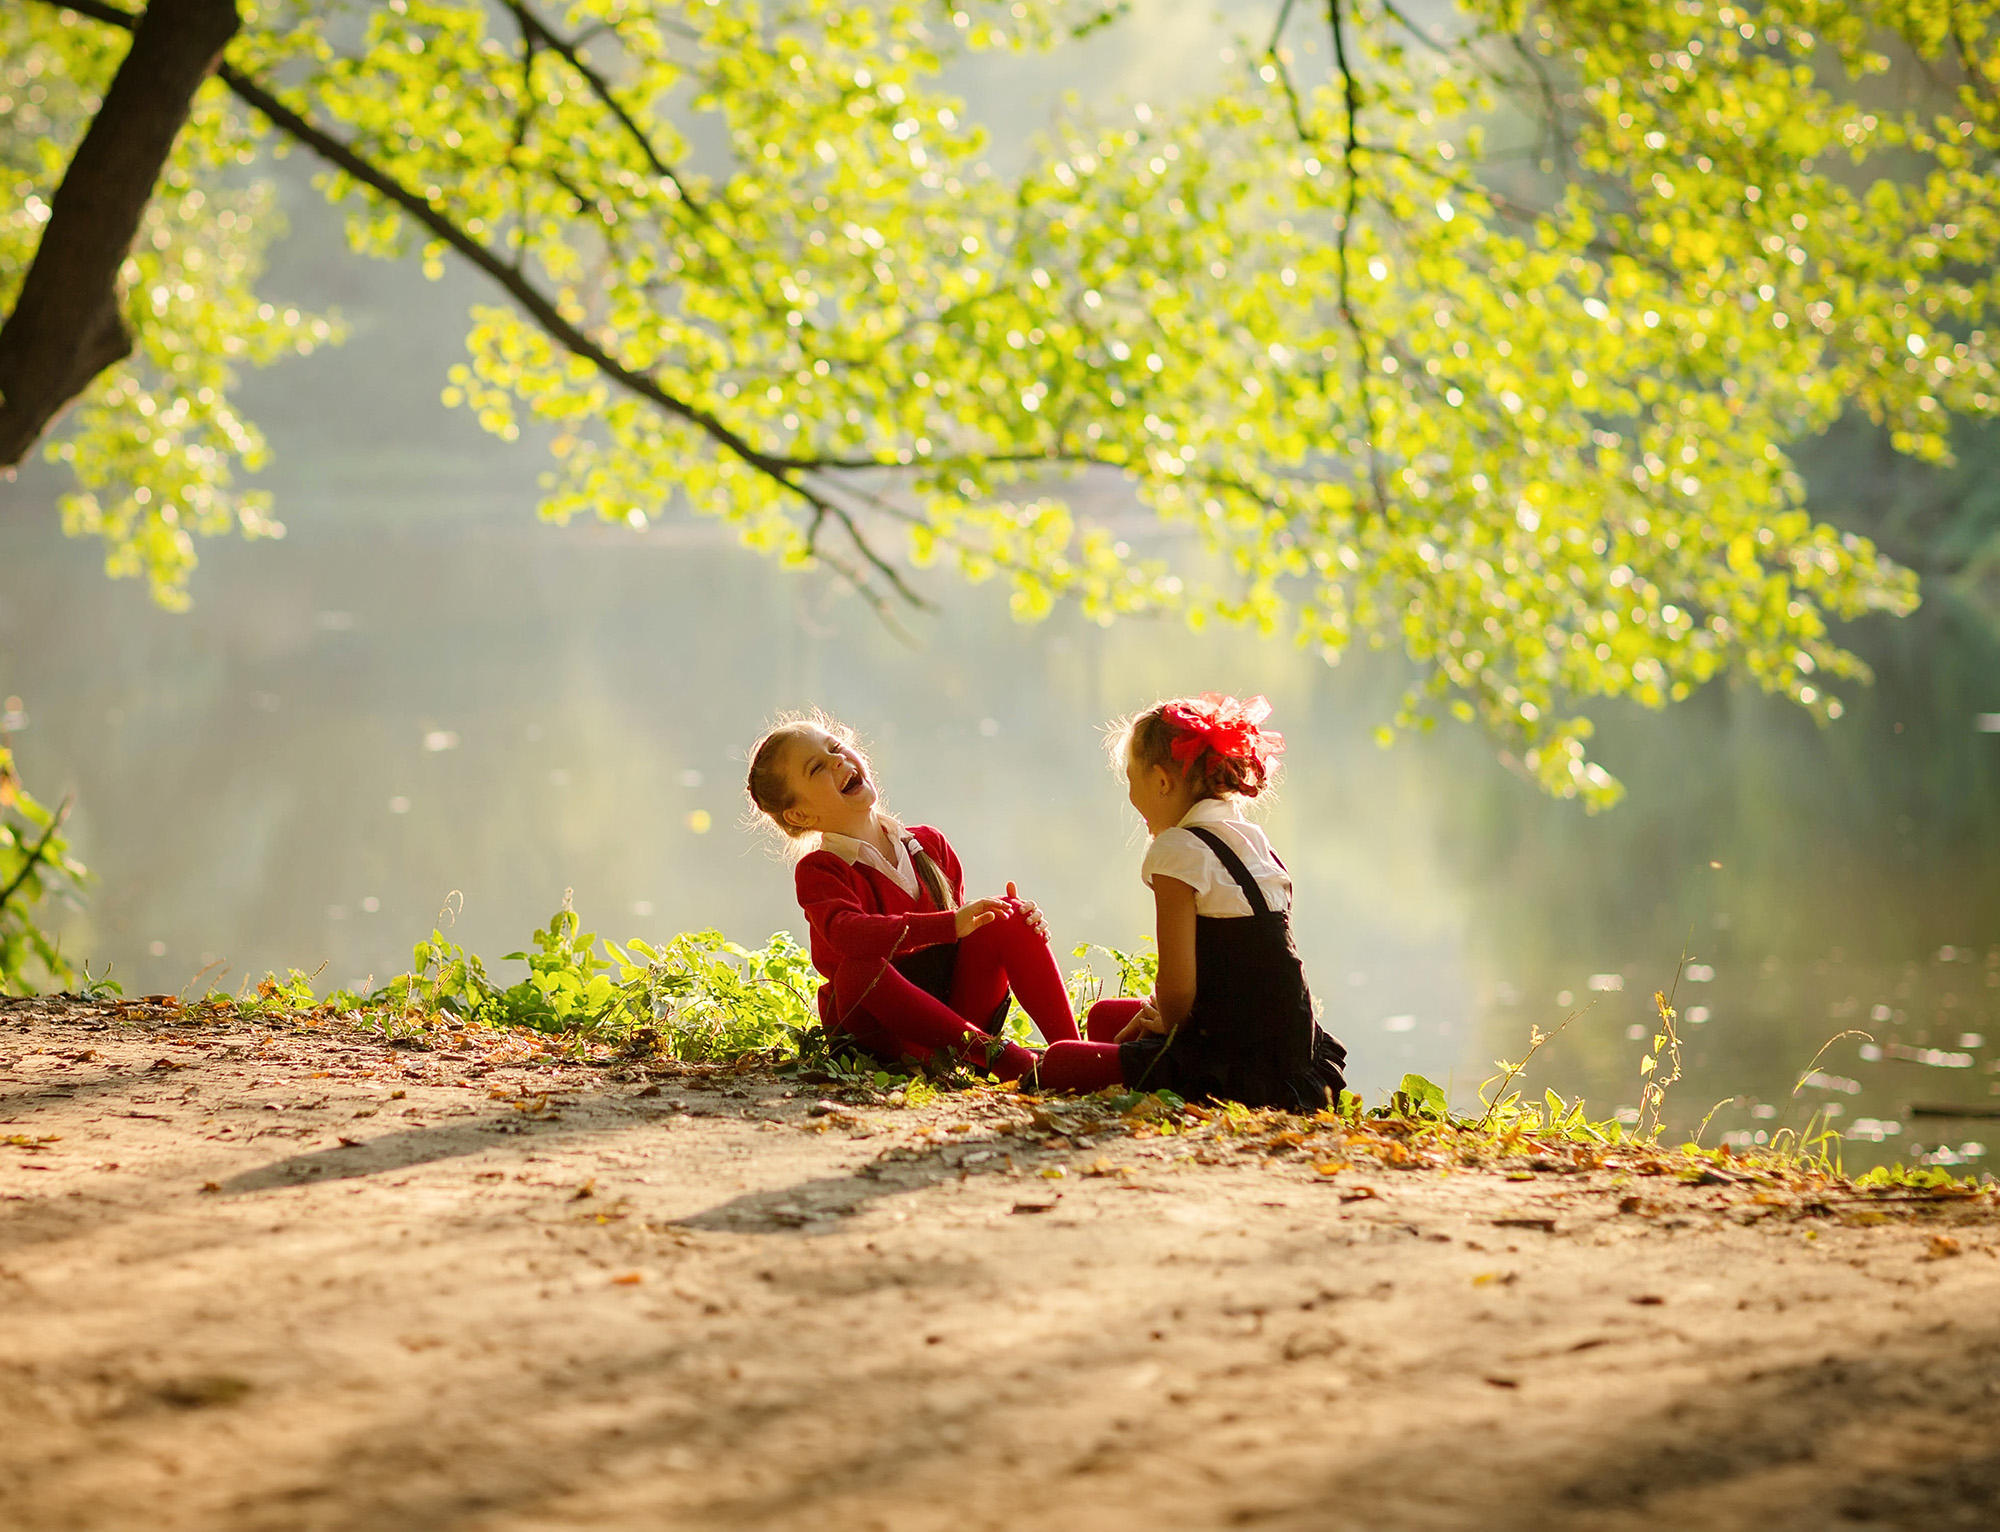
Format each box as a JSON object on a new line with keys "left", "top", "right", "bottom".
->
{"left": 1378, "top": 0, "right": 1460, "bottom": 58}
{"left": 1263, "top": 0, "right": 1312, "bottom": 137}
{"left": 498, "top": 0, "right": 714, "bottom": 224}
{"left": 42, "top": 0, "right": 944, "bottom": 600}
{"left": 217, "top": 69, "right": 795, "bottom": 468}
{"left": 1327, "top": 0, "right": 1389, "bottom": 516}
{"left": 1946, "top": 4, "right": 1999, "bottom": 105}
{"left": 0, "top": 0, "right": 241, "bottom": 471}
{"left": 31, "top": 0, "right": 941, "bottom": 610}
{"left": 1508, "top": 30, "right": 1572, "bottom": 175}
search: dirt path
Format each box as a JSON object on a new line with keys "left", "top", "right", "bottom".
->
{"left": 5, "top": 998, "right": 2000, "bottom": 1532}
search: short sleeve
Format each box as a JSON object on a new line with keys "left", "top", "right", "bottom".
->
{"left": 1140, "top": 828, "right": 1220, "bottom": 902}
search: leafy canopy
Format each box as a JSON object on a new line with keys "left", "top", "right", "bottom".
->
{"left": 12, "top": 0, "right": 1996, "bottom": 801}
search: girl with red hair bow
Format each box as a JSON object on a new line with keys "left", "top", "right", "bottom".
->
{"left": 1089, "top": 694, "right": 1348, "bottom": 1110}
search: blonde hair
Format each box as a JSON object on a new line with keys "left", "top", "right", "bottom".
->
{"left": 742, "top": 710, "right": 868, "bottom": 856}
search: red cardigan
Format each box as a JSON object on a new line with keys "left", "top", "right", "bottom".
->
{"left": 795, "top": 823, "right": 962, "bottom": 1029}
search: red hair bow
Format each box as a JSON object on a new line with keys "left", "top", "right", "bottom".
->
{"left": 1162, "top": 693, "right": 1284, "bottom": 770}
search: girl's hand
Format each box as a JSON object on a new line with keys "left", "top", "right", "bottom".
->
{"left": 1004, "top": 881, "right": 1047, "bottom": 938}
{"left": 1114, "top": 1001, "right": 1170, "bottom": 1044}
{"left": 954, "top": 898, "right": 1008, "bottom": 938}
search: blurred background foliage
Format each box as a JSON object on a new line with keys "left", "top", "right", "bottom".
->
{"left": 12, "top": 0, "right": 2000, "bottom": 799}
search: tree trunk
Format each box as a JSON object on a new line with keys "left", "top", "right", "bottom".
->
{"left": 0, "top": 0, "right": 240, "bottom": 472}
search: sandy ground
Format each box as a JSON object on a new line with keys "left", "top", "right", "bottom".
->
{"left": 6, "top": 997, "right": 2000, "bottom": 1532}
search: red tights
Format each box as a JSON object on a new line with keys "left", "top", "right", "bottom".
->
{"left": 831, "top": 912, "right": 1134, "bottom": 1091}
{"left": 1035, "top": 998, "right": 1143, "bottom": 1092}
{"left": 832, "top": 908, "right": 1072, "bottom": 1077}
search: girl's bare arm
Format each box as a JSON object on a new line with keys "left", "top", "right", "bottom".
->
{"left": 1150, "top": 876, "right": 1199, "bottom": 1030}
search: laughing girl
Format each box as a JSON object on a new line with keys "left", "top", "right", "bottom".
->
{"left": 744, "top": 713, "right": 1126, "bottom": 1087}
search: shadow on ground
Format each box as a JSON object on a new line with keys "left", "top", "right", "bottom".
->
{"left": 217, "top": 1116, "right": 574, "bottom": 1193}
{"left": 1310, "top": 1314, "right": 2000, "bottom": 1532}
{"left": 674, "top": 1136, "right": 1032, "bottom": 1233}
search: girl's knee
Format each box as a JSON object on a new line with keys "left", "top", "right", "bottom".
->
{"left": 964, "top": 905, "right": 1035, "bottom": 951}
{"left": 1085, "top": 997, "right": 1145, "bottom": 1043}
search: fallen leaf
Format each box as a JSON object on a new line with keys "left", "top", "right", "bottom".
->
{"left": 1011, "top": 1201, "right": 1060, "bottom": 1215}
{"left": 1471, "top": 1271, "right": 1518, "bottom": 1287}
{"left": 1281, "top": 1332, "right": 1343, "bottom": 1361}
{"left": 1630, "top": 1294, "right": 1666, "bottom": 1306}
{"left": 1924, "top": 1233, "right": 1964, "bottom": 1261}
{"left": 157, "top": 1374, "right": 251, "bottom": 1409}
{"left": 612, "top": 1271, "right": 644, "bottom": 1285}
{"left": 1338, "top": 1186, "right": 1379, "bottom": 1204}
{"left": 1483, "top": 1375, "right": 1521, "bottom": 1389}
{"left": 573, "top": 1179, "right": 596, "bottom": 1200}
{"left": 399, "top": 1335, "right": 445, "bottom": 1352}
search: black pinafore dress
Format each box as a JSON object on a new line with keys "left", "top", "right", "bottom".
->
{"left": 1120, "top": 827, "right": 1348, "bottom": 1111}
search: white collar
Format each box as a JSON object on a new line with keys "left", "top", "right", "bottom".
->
{"left": 1177, "top": 797, "right": 1240, "bottom": 829}
{"left": 818, "top": 819, "right": 921, "bottom": 898}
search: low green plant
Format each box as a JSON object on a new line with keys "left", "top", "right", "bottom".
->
{"left": 602, "top": 928, "right": 819, "bottom": 1057}
{"left": 1386, "top": 1072, "right": 1451, "bottom": 1122}
{"left": 1852, "top": 1163, "right": 1973, "bottom": 1191}
{"left": 196, "top": 887, "right": 1133, "bottom": 1078}
{"left": 1069, "top": 940, "right": 1158, "bottom": 1011}
{"left": 321, "top": 895, "right": 821, "bottom": 1059}
{"left": 236, "top": 966, "right": 322, "bottom": 1017}
{"left": 1635, "top": 985, "right": 1687, "bottom": 1139}
{"left": 0, "top": 741, "right": 88, "bottom": 994}
{"left": 72, "top": 961, "right": 123, "bottom": 1000}
{"left": 1767, "top": 1110, "right": 1848, "bottom": 1176}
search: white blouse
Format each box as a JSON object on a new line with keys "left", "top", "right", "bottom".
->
{"left": 818, "top": 820, "right": 923, "bottom": 898}
{"left": 1140, "top": 798, "right": 1292, "bottom": 917}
